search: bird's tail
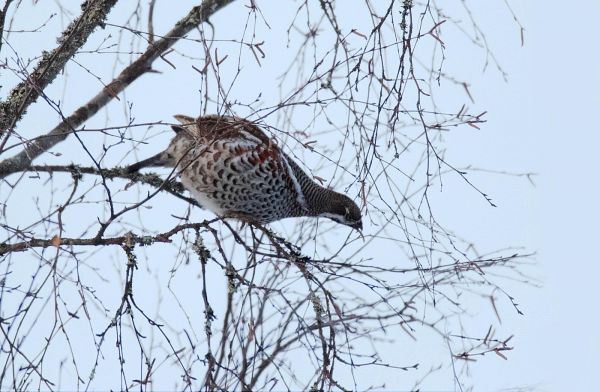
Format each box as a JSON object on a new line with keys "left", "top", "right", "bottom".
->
{"left": 125, "top": 151, "right": 172, "bottom": 173}
{"left": 126, "top": 116, "right": 194, "bottom": 173}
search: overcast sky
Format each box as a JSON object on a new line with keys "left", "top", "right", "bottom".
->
{"left": 460, "top": 1, "right": 599, "bottom": 390}
{"left": 1, "top": 1, "right": 598, "bottom": 391}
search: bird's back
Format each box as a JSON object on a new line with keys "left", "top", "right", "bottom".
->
{"left": 172, "top": 114, "right": 271, "bottom": 146}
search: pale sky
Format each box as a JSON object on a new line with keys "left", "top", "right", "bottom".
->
{"left": 1, "top": 1, "right": 598, "bottom": 391}
{"left": 453, "top": 1, "right": 599, "bottom": 390}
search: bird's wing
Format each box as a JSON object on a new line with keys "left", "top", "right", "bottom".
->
{"left": 234, "top": 117, "right": 311, "bottom": 213}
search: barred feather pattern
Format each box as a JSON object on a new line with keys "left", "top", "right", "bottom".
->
{"left": 132, "top": 115, "right": 362, "bottom": 229}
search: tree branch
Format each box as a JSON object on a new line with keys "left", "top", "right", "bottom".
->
{"left": 0, "top": 222, "right": 209, "bottom": 256}
{"left": 0, "top": 0, "right": 119, "bottom": 135}
{"left": 0, "top": 0, "right": 235, "bottom": 179}
{"left": 26, "top": 164, "right": 200, "bottom": 206}
{"left": 0, "top": 0, "right": 15, "bottom": 55}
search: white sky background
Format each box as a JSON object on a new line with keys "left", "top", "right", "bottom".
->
{"left": 1, "top": 0, "right": 598, "bottom": 391}
{"left": 442, "top": 1, "right": 600, "bottom": 390}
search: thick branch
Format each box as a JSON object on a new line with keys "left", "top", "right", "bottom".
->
{"left": 0, "top": 0, "right": 235, "bottom": 179}
{"left": 0, "top": 0, "right": 119, "bottom": 133}
{"left": 26, "top": 164, "right": 200, "bottom": 206}
{"left": 0, "top": 223, "right": 208, "bottom": 256}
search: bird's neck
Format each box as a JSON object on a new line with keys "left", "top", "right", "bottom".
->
{"left": 285, "top": 155, "right": 332, "bottom": 216}
{"left": 301, "top": 178, "right": 331, "bottom": 216}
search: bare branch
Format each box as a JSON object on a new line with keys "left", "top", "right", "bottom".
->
{"left": 0, "top": 222, "right": 208, "bottom": 256}
{"left": 0, "top": 0, "right": 15, "bottom": 54}
{"left": 0, "top": 0, "right": 235, "bottom": 179}
{"left": 26, "top": 164, "right": 199, "bottom": 205}
{"left": 0, "top": 0, "right": 119, "bottom": 135}
{"left": 0, "top": 1, "right": 530, "bottom": 390}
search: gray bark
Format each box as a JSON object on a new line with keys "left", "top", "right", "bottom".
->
{"left": 0, "top": 0, "right": 235, "bottom": 179}
{"left": 0, "top": 0, "right": 119, "bottom": 134}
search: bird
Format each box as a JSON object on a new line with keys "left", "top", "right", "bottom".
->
{"left": 127, "top": 115, "right": 362, "bottom": 230}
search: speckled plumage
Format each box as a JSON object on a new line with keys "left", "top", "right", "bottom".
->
{"left": 128, "top": 115, "right": 362, "bottom": 229}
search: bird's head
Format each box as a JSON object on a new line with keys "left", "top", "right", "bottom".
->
{"left": 318, "top": 192, "right": 363, "bottom": 231}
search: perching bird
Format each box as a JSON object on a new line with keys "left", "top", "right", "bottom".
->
{"left": 127, "top": 115, "right": 362, "bottom": 230}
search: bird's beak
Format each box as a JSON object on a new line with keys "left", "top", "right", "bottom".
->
{"left": 351, "top": 221, "right": 365, "bottom": 241}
